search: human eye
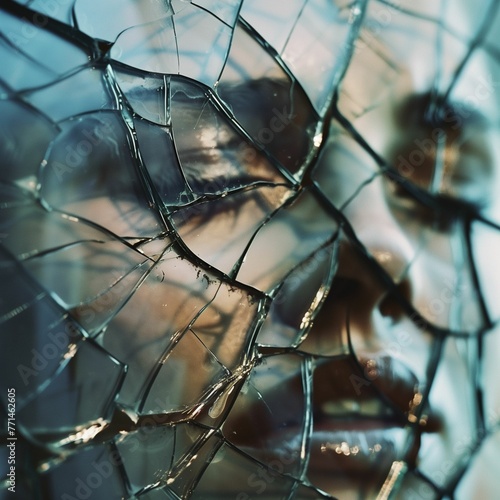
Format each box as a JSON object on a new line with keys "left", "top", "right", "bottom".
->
{"left": 385, "top": 92, "right": 493, "bottom": 232}
{"left": 158, "top": 78, "right": 302, "bottom": 233}
{"left": 168, "top": 79, "right": 291, "bottom": 196}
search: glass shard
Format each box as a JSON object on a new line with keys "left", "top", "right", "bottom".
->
{"left": 1, "top": 0, "right": 500, "bottom": 498}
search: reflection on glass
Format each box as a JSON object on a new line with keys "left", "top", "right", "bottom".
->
{"left": 1, "top": 0, "right": 500, "bottom": 499}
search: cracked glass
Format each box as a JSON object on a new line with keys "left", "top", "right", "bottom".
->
{"left": 1, "top": 0, "right": 500, "bottom": 499}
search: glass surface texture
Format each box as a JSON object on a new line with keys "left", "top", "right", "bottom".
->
{"left": 1, "top": 0, "right": 500, "bottom": 498}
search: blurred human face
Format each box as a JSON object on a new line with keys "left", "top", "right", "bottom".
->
{"left": 1, "top": 0, "right": 500, "bottom": 499}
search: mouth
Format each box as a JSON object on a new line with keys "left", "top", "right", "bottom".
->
{"left": 222, "top": 353, "right": 441, "bottom": 496}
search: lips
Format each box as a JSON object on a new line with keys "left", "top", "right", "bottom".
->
{"left": 222, "top": 352, "right": 441, "bottom": 496}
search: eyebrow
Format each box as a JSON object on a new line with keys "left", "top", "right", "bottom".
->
{"left": 217, "top": 78, "right": 293, "bottom": 120}
{"left": 396, "top": 91, "right": 490, "bottom": 131}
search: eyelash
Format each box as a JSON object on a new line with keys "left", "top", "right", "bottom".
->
{"left": 170, "top": 186, "right": 255, "bottom": 228}
{"left": 389, "top": 181, "right": 483, "bottom": 232}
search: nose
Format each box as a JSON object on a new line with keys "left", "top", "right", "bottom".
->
{"left": 299, "top": 177, "right": 415, "bottom": 355}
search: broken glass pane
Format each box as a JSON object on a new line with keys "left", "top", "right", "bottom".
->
{"left": 110, "top": 3, "right": 233, "bottom": 88}
{"left": 1, "top": 0, "right": 500, "bottom": 499}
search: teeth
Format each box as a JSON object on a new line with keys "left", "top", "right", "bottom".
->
{"left": 316, "top": 428, "right": 408, "bottom": 461}
{"left": 320, "top": 441, "right": 382, "bottom": 456}
{"left": 321, "top": 441, "right": 362, "bottom": 456}
{"left": 321, "top": 398, "right": 390, "bottom": 417}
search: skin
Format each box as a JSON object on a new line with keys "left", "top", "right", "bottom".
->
{"left": 3, "top": 0, "right": 499, "bottom": 498}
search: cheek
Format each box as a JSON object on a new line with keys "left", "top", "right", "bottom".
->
{"left": 406, "top": 234, "right": 481, "bottom": 332}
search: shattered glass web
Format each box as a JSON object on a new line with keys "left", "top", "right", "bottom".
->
{"left": 0, "top": 0, "right": 500, "bottom": 498}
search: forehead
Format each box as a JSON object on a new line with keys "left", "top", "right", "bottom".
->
{"left": 231, "top": 1, "right": 493, "bottom": 104}
{"left": 109, "top": 0, "right": 498, "bottom": 133}
{"left": 9, "top": 0, "right": 493, "bottom": 125}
